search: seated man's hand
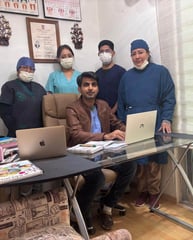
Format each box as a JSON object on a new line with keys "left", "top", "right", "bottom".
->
{"left": 104, "top": 130, "right": 125, "bottom": 141}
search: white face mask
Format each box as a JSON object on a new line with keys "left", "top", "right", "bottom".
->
{"left": 60, "top": 57, "right": 74, "bottom": 69}
{"left": 134, "top": 60, "right": 149, "bottom": 70}
{"left": 19, "top": 71, "right": 34, "bottom": 82}
{"left": 99, "top": 52, "right": 112, "bottom": 65}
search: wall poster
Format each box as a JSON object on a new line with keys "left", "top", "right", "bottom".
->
{"left": 0, "top": 0, "right": 39, "bottom": 16}
{"left": 43, "top": 0, "right": 81, "bottom": 21}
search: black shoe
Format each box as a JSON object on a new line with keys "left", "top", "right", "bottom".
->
{"left": 114, "top": 204, "right": 126, "bottom": 216}
{"left": 100, "top": 213, "right": 113, "bottom": 230}
{"left": 87, "top": 226, "right": 96, "bottom": 235}
{"left": 71, "top": 220, "right": 96, "bottom": 235}
{"left": 85, "top": 216, "right": 96, "bottom": 235}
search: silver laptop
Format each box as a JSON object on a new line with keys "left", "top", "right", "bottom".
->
{"left": 16, "top": 126, "right": 66, "bottom": 160}
{"left": 125, "top": 110, "right": 157, "bottom": 144}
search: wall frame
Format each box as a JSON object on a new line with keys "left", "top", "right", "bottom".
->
{"left": 43, "top": 0, "right": 81, "bottom": 21}
{"left": 0, "top": 0, "right": 39, "bottom": 16}
{"left": 26, "top": 17, "right": 60, "bottom": 63}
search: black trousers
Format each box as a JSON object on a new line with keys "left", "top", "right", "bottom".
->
{"left": 77, "top": 160, "right": 137, "bottom": 220}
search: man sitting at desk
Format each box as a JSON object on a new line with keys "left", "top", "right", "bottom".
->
{"left": 65, "top": 71, "right": 136, "bottom": 234}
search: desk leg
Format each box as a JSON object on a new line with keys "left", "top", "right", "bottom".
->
{"left": 150, "top": 145, "right": 193, "bottom": 231}
{"left": 63, "top": 178, "right": 89, "bottom": 240}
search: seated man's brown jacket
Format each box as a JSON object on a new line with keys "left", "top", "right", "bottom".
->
{"left": 65, "top": 97, "right": 125, "bottom": 147}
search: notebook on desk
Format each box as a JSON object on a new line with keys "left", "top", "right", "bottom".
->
{"left": 16, "top": 126, "right": 66, "bottom": 160}
{"left": 125, "top": 110, "right": 157, "bottom": 144}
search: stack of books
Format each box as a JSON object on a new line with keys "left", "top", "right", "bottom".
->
{"left": 0, "top": 137, "right": 19, "bottom": 163}
{"left": 0, "top": 160, "right": 43, "bottom": 185}
{"left": 67, "top": 140, "right": 127, "bottom": 154}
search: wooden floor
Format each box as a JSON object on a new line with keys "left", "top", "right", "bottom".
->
{"left": 92, "top": 190, "right": 193, "bottom": 240}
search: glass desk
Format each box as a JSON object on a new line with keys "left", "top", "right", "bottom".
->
{"left": 80, "top": 133, "right": 193, "bottom": 231}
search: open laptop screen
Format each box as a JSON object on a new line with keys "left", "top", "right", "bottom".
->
{"left": 16, "top": 126, "right": 66, "bottom": 160}
{"left": 125, "top": 110, "right": 157, "bottom": 144}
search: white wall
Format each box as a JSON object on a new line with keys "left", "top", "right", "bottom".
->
{"left": 0, "top": 0, "right": 160, "bottom": 131}
{"left": 97, "top": 0, "right": 161, "bottom": 69}
{"left": 0, "top": 0, "right": 100, "bottom": 87}
{"left": 0, "top": 0, "right": 176, "bottom": 197}
{"left": 0, "top": 0, "right": 161, "bottom": 88}
{"left": 0, "top": 0, "right": 100, "bottom": 134}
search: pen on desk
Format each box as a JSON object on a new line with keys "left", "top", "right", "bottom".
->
{"left": 79, "top": 144, "right": 96, "bottom": 147}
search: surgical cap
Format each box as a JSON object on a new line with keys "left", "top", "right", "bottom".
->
{"left": 130, "top": 39, "right": 149, "bottom": 53}
{"left": 16, "top": 57, "right": 35, "bottom": 71}
{"left": 98, "top": 40, "right": 114, "bottom": 51}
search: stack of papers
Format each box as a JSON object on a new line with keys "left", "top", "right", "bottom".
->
{"left": 67, "top": 144, "right": 103, "bottom": 154}
{"left": 103, "top": 141, "right": 128, "bottom": 150}
{"left": 67, "top": 140, "right": 127, "bottom": 154}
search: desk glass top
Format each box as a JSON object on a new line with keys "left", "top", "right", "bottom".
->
{"left": 80, "top": 133, "right": 193, "bottom": 167}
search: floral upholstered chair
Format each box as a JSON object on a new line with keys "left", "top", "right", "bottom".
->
{"left": 0, "top": 187, "right": 132, "bottom": 240}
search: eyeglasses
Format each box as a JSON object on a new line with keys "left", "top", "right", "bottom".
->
{"left": 19, "top": 66, "right": 35, "bottom": 73}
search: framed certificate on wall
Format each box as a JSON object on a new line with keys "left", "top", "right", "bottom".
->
{"left": 26, "top": 17, "right": 60, "bottom": 63}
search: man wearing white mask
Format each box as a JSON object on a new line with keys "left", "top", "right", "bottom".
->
{"left": 0, "top": 57, "right": 46, "bottom": 137}
{"left": 96, "top": 40, "right": 126, "bottom": 115}
{"left": 46, "top": 44, "right": 80, "bottom": 93}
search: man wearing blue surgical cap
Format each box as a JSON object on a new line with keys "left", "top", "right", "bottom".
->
{"left": 117, "top": 39, "right": 176, "bottom": 209}
{"left": 0, "top": 57, "right": 46, "bottom": 137}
